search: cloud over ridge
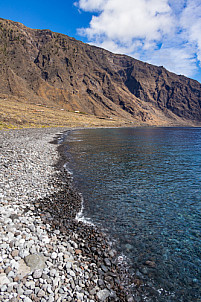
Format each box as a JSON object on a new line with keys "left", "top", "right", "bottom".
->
{"left": 76, "top": 0, "right": 201, "bottom": 79}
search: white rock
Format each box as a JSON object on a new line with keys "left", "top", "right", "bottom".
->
{"left": 1, "top": 243, "right": 8, "bottom": 249}
{"left": 68, "top": 270, "right": 75, "bottom": 277}
{"left": 65, "top": 262, "right": 72, "bottom": 269}
{"left": 97, "top": 289, "right": 111, "bottom": 301}
{"left": 41, "top": 236, "right": 50, "bottom": 244}
{"left": 17, "top": 259, "right": 31, "bottom": 277}
{"left": 46, "top": 261, "right": 53, "bottom": 268}
{"left": 17, "top": 285, "right": 24, "bottom": 295}
{"left": 51, "top": 252, "right": 57, "bottom": 260}
{"left": 77, "top": 293, "right": 84, "bottom": 300}
{"left": 6, "top": 232, "right": 14, "bottom": 241}
{"left": 24, "top": 297, "right": 33, "bottom": 302}
{"left": 48, "top": 296, "right": 54, "bottom": 302}
{"left": 10, "top": 260, "right": 19, "bottom": 270}
{"left": 33, "top": 269, "right": 42, "bottom": 279}
{"left": 19, "top": 249, "right": 29, "bottom": 258}
{"left": 53, "top": 277, "right": 60, "bottom": 287}
{"left": 25, "top": 281, "right": 35, "bottom": 289}
{"left": 0, "top": 273, "right": 11, "bottom": 286}
{"left": 50, "top": 269, "right": 57, "bottom": 277}
{"left": 1, "top": 284, "right": 7, "bottom": 291}
{"left": 29, "top": 246, "right": 37, "bottom": 254}
{"left": 47, "top": 284, "right": 53, "bottom": 294}
{"left": 8, "top": 271, "right": 15, "bottom": 278}
{"left": 58, "top": 252, "right": 64, "bottom": 259}
{"left": 26, "top": 240, "right": 34, "bottom": 248}
{"left": 43, "top": 268, "right": 49, "bottom": 274}
{"left": 19, "top": 239, "right": 25, "bottom": 245}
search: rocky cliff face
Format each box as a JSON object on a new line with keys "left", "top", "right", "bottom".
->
{"left": 0, "top": 17, "right": 201, "bottom": 126}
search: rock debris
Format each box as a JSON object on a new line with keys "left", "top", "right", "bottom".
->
{"left": 0, "top": 128, "right": 133, "bottom": 302}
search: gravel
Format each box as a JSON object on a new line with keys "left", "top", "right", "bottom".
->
{"left": 0, "top": 127, "right": 133, "bottom": 302}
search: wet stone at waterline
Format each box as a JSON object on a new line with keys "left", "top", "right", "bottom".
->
{"left": 0, "top": 128, "right": 132, "bottom": 302}
{"left": 62, "top": 127, "right": 201, "bottom": 301}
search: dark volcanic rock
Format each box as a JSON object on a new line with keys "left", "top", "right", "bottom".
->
{"left": 0, "top": 17, "right": 201, "bottom": 126}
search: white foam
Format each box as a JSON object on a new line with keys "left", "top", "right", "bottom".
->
{"left": 117, "top": 254, "right": 127, "bottom": 265}
{"left": 63, "top": 163, "right": 73, "bottom": 176}
{"left": 60, "top": 134, "right": 94, "bottom": 226}
{"left": 63, "top": 163, "right": 67, "bottom": 169}
{"left": 75, "top": 196, "right": 95, "bottom": 226}
{"left": 76, "top": 213, "right": 94, "bottom": 226}
{"left": 62, "top": 161, "right": 94, "bottom": 225}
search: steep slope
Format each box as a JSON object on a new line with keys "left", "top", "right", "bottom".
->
{"left": 0, "top": 17, "right": 201, "bottom": 126}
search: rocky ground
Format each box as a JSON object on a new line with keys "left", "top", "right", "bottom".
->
{"left": 0, "top": 128, "right": 134, "bottom": 302}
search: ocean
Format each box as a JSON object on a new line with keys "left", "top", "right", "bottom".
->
{"left": 61, "top": 127, "right": 201, "bottom": 301}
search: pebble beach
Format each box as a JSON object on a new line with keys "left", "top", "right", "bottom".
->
{"left": 0, "top": 128, "right": 133, "bottom": 302}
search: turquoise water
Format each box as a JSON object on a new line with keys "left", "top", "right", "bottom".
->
{"left": 62, "top": 128, "right": 201, "bottom": 301}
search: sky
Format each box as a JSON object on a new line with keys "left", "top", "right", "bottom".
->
{"left": 0, "top": 0, "right": 201, "bottom": 83}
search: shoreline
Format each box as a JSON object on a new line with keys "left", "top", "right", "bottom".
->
{"left": 0, "top": 127, "right": 134, "bottom": 302}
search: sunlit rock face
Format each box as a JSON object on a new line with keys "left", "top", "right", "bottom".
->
{"left": 0, "top": 17, "right": 201, "bottom": 126}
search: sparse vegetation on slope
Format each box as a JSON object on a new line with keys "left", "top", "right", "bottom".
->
{"left": 0, "top": 17, "right": 201, "bottom": 128}
{"left": 0, "top": 95, "right": 139, "bottom": 129}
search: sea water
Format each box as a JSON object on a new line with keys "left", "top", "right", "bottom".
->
{"left": 61, "top": 127, "right": 201, "bottom": 301}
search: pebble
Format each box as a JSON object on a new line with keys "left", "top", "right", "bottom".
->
{"left": 51, "top": 252, "right": 57, "bottom": 260}
{"left": 0, "top": 274, "right": 10, "bottom": 286}
{"left": 37, "top": 289, "right": 45, "bottom": 297}
{"left": 1, "top": 284, "right": 7, "bottom": 292}
{"left": 50, "top": 268, "right": 57, "bottom": 277}
{"left": 0, "top": 128, "right": 131, "bottom": 302}
{"left": 26, "top": 281, "right": 35, "bottom": 289}
{"left": 33, "top": 269, "right": 42, "bottom": 279}
{"left": 97, "top": 289, "right": 111, "bottom": 301}
{"left": 11, "top": 250, "right": 19, "bottom": 257}
{"left": 24, "top": 297, "right": 33, "bottom": 302}
{"left": 104, "top": 258, "right": 111, "bottom": 267}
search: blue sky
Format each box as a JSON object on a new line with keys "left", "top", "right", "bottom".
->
{"left": 1, "top": 0, "right": 201, "bottom": 83}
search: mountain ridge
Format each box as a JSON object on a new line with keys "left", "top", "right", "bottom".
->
{"left": 0, "top": 17, "right": 201, "bottom": 127}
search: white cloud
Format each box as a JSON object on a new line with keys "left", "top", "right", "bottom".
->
{"left": 76, "top": 0, "right": 201, "bottom": 79}
{"left": 89, "top": 39, "right": 141, "bottom": 55}
{"left": 78, "top": 0, "right": 173, "bottom": 43}
{"left": 146, "top": 47, "right": 197, "bottom": 77}
{"left": 74, "top": 0, "right": 108, "bottom": 12}
{"left": 180, "top": 0, "right": 201, "bottom": 63}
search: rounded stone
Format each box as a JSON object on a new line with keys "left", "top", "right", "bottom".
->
{"left": 37, "top": 289, "right": 45, "bottom": 297}
{"left": 24, "top": 254, "right": 45, "bottom": 271}
{"left": 11, "top": 250, "right": 19, "bottom": 257}
{"left": 1, "top": 284, "right": 7, "bottom": 292}
{"left": 33, "top": 269, "right": 42, "bottom": 279}
{"left": 50, "top": 269, "right": 57, "bottom": 277}
{"left": 51, "top": 252, "right": 57, "bottom": 260}
{"left": 24, "top": 297, "right": 33, "bottom": 302}
{"left": 97, "top": 289, "right": 111, "bottom": 301}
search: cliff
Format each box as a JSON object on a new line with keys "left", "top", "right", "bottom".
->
{"left": 1, "top": 17, "right": 201, "bottom": 126}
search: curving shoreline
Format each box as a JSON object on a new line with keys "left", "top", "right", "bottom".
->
{"left": 0, "top": 128, "right": 134, "bottom": 302}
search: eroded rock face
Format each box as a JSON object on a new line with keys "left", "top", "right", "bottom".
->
{"left": 119, "top": 61, "right": 201, "bottom": 122}
{"left": 0, "top": 17, "right": 201, "bottom": 126}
